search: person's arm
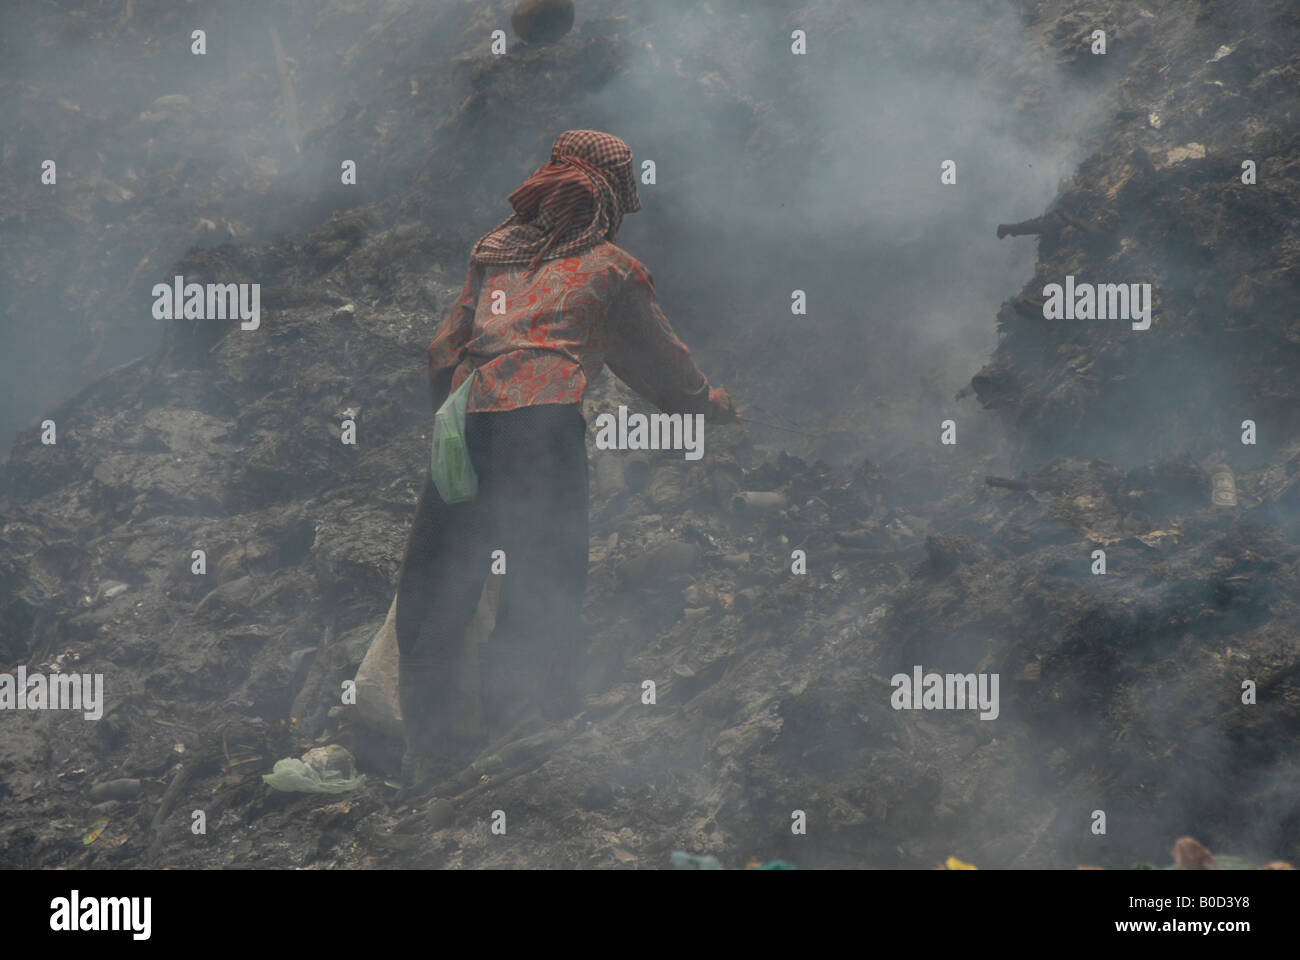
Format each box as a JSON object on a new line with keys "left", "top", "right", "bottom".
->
{"left": 602, "top": 261, "right": 736, "bottom": 422}
{"left": 426, "top": 263, "right": 482, "bottom": 409}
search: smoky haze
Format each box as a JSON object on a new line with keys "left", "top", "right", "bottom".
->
{"left": 0, "top": 0, "right": 461, "bottom": 452}
{"left": 1, "top": 0, "right": 1098, "bottom": 460}
{"left": 460, "top": 0, "right": 1107, "bottom": 469}
{"left": 22, "top": 0, "right": 1288, "bottom": 872}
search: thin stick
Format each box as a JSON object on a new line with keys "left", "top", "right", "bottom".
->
{"left": 747, "top": 402, "right": 809, "bottom": 430}
{"left": 738, "top": 416, "right": 834, "bottom": 438}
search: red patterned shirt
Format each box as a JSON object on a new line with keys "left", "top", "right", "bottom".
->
{"left": 427, "top": 242, "right": 713, "bottom": 415}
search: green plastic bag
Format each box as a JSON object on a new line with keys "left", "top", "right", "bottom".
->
{"left": 262, "top": 758, "right": 365, "bottom": 794}
{"left": 431, "top": 369, "right": 478, "bottom": 503}
{"left": 262, "top": 746, "right": 366, "bottom": 794}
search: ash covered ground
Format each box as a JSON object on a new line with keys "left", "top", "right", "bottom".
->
{"left": 1, "top": 0, "right": 1298, "bottom": 869}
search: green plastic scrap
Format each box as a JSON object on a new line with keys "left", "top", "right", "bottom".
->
{"left": 431, "top": 370, "right": 478, "bottom": 504}
{"left": 671, "top": 851, "right": 722, "bottom": 870}
{"left": 262, "top": 745, "right": 365, "bottom": 794}
{"left": 752, "top": 859, "right": 796, "bottom": 870}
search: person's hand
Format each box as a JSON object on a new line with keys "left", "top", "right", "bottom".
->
{"left": 705, "top": 386, "right": 740, "bottom": 424}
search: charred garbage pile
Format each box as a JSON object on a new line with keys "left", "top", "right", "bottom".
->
{"left": 0, "top": 0, "right": 488, "bottom": 454}
{"left": 2, "top": 0, "right": 1298, "bottom": 870}
{"left": 961, "top": 0, "right": 1300, "bottom": 864}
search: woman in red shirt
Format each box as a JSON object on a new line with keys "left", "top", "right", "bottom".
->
{"left": 395, "top": 130, "right": 737, "bottom": 790}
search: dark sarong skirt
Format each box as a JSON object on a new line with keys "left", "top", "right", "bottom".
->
{"left": 394, "top": 402, "right": 588, "bottom": 755}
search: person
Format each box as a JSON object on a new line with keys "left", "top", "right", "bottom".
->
{"left": 394, "top": 129, "right": 737, "bottom": 789}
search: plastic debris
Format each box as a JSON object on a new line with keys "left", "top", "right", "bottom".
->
{"left": 944, "top": 856, "right": 978, "bottom": 870}
{"left": 262, "top": 744, "right": 365, "bottom": 794}
{"left": 82, "top": 817, "right": 109, "bottom": 845}
{"left": 731, "top": 490, "right": 787, "bottom": 514}
{"left": 671, "top": 851, "right": 721, "bottom": 870}
{"left": 1210, "top": 464, "right": 1237, "bottom": 506}
{"left": 431, "top": 370, "right": 478, "bottom": 503}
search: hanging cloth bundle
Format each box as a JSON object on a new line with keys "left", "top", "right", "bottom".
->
{"left": 431, "top": 368, "right": 478, "bottom": 503}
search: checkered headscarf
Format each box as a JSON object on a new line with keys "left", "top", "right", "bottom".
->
{"left": 471, "top": 130, "right": 642, "bottom": 273}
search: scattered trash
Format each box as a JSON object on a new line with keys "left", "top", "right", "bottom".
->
{"left": 1164, "top": 142, "right": 1207, "bottom": 165}
{"left": 263, "top": 744, "right": 365, "bottom": 794}
{"left": 943, "top": 856, "right": 978, "bottom": 870}
{"left": 1210, "top": 464, "right": 1237, "bottom": 506}
{"left": 81, "top": 817, "right": 109, "bottom": 845}
{"left": 731, "top": 490, "right": 787, "bottom": 514}
{"left": 673, "top": 852, "right": 794, "bottom": 870}
{"left": 1133, "top": 838, "right": 1293, "bottom": 871}
{"left": 671, "top": 851, "right": 721, "bottom": 870}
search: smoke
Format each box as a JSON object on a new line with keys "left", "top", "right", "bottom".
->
{"left": 22, "top": 0, "right": 1288, "bottom": 870}
{"left": 0, "top": 0, "right": 433, "bottom": 452}
{"left": 558, "top": 0, "right": 1105, "bottom": 466}
{"left": 0, "top": 0, "right": 1097, "bottom": 459}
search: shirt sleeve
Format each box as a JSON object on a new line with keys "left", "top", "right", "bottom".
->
{"left": 426, "top": 263, "right": 481, "bottom": 409}
{"left": 602, "top": 260, "right": 712, "bottom": 415}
